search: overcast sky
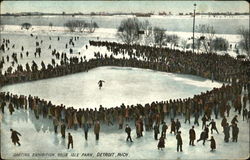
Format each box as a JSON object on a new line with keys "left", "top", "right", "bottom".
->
{"left": 1, "top": 1, "right": 249, "bottom": 14}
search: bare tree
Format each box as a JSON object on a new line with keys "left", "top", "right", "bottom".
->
{"left": 153, "top": 27, "right": 167, "bottom": 48}
{"left": 21, "top": 23, "right": 32, "bottom": 30}
{"left": 64, "top": 20, "right": 98, "bottom": 33}
{"left": 166, "top": 34, "right": 179, "bottom": 49}
{"left": 86, "top": 21, "right": 99, "bottom": 33}
{"left": 212, "top": 37, "right": 229, "bottom": 51}
{"left": 75, "top": 20, "right": 86, "bottom": 32}
{"left": 49, "top": 22, "right": 53, "bottom": 29}
{"left": 196, "top": 24, "right": 216, "bottom": 54}
{"left": 181, "top": 40, "right": 187, "bottom": 51}
{"left": 141, "top": 20, "right": 153, "bottom": 37}
{"left": 64, "top": 20, "right": 77, "bottom": 32}
{"left": 238, "top": 26, "right": 249, "bottom": 58}
{"left": 117, "top": 18, "right": 142, "bottom": 45}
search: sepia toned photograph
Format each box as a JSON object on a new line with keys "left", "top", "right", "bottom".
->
{"left": 0, "top": 1, "right": 249, "bottom": 159}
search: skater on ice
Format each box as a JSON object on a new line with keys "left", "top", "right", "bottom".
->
{"left": 158, "top": 136, "right": 165, "bottom": 150}
{"left": 176, "top": 131, "right": 183, "bottom": 152}
{"left": 98, "top": 80, "right": 105, "bottom": 90}
{"left": 208, "top": 136, "right": 216, "bottom": 152}
{"left": 154, "top": 123, "right": 160, "bottom": 140}
{"left": 10, "top": 129, "right": 21, "bottom": 146}
{"left": 67, "top": 133, "right": 73, "bottom": 149}
{"left": 208, "top": 119, "right": 219, "bottom": 134}
{"left": 125, "top": 124, "right": 133, "bottom": 142}
{"left": 189, "top": 126, "right": 196, "bottom": 146}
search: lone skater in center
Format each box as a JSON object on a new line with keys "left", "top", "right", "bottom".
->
{"left": 98, "top": 80, "right": 105, "bottom": 90}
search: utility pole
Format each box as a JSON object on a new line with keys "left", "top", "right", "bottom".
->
{"left": 193, "top": 3, "right": 196, "bottom": 53}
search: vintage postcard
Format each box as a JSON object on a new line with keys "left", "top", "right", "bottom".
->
{"left": 0, "top": 1, "right": 249, "bottom": 159}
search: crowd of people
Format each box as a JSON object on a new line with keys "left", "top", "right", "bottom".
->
{"left": 0, "top": 39, "right": 250, "bottom": 152}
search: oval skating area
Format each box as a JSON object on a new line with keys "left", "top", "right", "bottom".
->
{"left": 1, "top": 67, "right": 249, "bottom": 160}
{"left": 1, "top": 66, "right": 222, "bottom": 108}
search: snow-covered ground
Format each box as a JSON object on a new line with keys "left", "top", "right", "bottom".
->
{"left": 0, "top": 66, "right": 222, "bottom": 108}
{"left": 0, "top": 87, "right": 249, "bottom": 159}
{"left": 0, "top": 25, "right": 245, "bottom": 74}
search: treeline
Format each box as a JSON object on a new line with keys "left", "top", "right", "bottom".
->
{"left": 117, "top": 18, "right": 249, "bottom": 57}
{"left": 64, "top": 20, "right": 99, "bottom": 33}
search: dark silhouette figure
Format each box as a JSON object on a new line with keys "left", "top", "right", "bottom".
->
{"left": 94, "top": 121, "right": 100, "bottom": 140}
{"left": 197, "top": 130, "right": 206, "bottom": 145}
{"left": 125, "top": 124, "right": 133, "bottom": 142}
{"left": 223, "top": 123, "right": 230, "bottom": 142}
{"left": 161, "top": 122, "right": 168, "bottom": 139}
{"left": 10, "top": 129, "right": 21, "bottom": 146}
{"left": 176, "top": 131, "right": 183, "bottom": 152}
{"left": 208, "top": 136, "right": 216, "bottom": 151}
{"left": 232, "top": 123, "right": 239, "bottom": 142}
{"left": 61, "top": 123, "right": 66, "bottom": 138}
{"left": 189, "top": 126, "right": 196, "bottom": 146}
{"left": 98, "top": 80, "right": 105, "bottom": 90}
{"left": 67, "top": 133, "right": 73, "bottom": 149}
{"left": 208, "top": 119, "right": 219, "bottom": 134}
{"left": 157, "top": 136, "right": 165, "bottom": 150}
{"left": 83, "top": 123, "right": 89, "bottom": 140}
{"left": 170, "top": 119, "right": 176, "bottom": 134}
{"left": 154, "top": 123, "right": 160, "bottom": 140}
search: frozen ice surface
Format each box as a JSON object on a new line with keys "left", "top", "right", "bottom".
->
{"left": 1, "top": 67, "right": 249, "bottom": 159}
{"left": 0, "top": 92, "right": 249, "bottom": 160}
{"left": 0, "top": 66, "right": 222, "bottom": 108}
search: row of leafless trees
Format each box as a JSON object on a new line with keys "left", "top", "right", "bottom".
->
{"left": 117, "top": 18, "right": 180, "bottom": 49}
{"left": 116, "top": 18, "right": 249, "bottom": 58}
{"left": 64, "top": 20, "right": 98, "bottom": 33}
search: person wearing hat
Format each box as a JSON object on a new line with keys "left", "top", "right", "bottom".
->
{"left": 10, "top": 129, "right": 21, "bottom": 146}
{"left": 176, "top": 131, "right": 183, "bottom": 152}
{"left": 208, "top": 136, "right": 216, "bottom": 151}
{"left": 189, "top": 126, "right": 196, "bottom": 146}
{"left": 67, "top": 132, "right": 73, "bottom": 149}
{"left": 125, "top": 124, "right": 133, "bottom": 142}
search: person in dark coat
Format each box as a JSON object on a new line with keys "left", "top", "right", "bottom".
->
{"left": 83, "top": 122, "right": 90, "bottom": 140}
{"left": 232, "top": 123, "right": 239, "bottom": 142}
{"left": 94, "top": 121, "right": 100, "bottom": 140}
{"left": 221, "top": 116, "right": 227, "bottom": 132}
{"left": 10, "top": 129, "right": 21, "bottom": 146}
{"left": 208, "top": 136, "right": 216, "bottom": 151}
{"left": 125, "top": 124, "right": 133, "bottom": 142}
{"left": 9, "top": 103, "right": 14, "bottom": 115}
{"left": 61, "top": 123, "right": 66, "bottom": 138}
{"left": 194, "top": 111, "right": 199, "bottom": 126}
{"left": 161, "top": 122, "right": 168, "bottom": 139}
{"left": 157, "top": 136, "right": 165, "bottom": 150}
{"left": 231, "top": 115, "right": 238, "bottom": 124}
{"left": 242, "top": 108, "right": 248, "bottom": 121}
{"left": 176, "top": 131, "right": 183, "bottom": 152}
{"left": 197, "top": 130, "right": 206, "bottom": 145}
{"left": 1, "top": 102, "right": 6, "bottom": 113}
{"left": 67, "top": 133, "right": 73, "bottom": 149}
{"left": 53, "top": 117, "right": 59, "bottom": 134}
{"left": 98, "top": 80, "right": 105, "bottom": 90}
{"left": 202, "top": 115, "right": 208, "bottom": 129}
{"left": 208, "top": 119, "right": 219, "bottom": 134}
{"left": 154, "top": 123, "right": 160, "bottom": 140}
{"left": 204, "top": 125, "right": 209, "bottom": 139}
{"left": 170, "top": 119, "right": 176, "bottom": 135}
{"left": 189, "top": 126, "right": 196, "bottom": 146}
{"left": 175, "top": 119, "right": 181, "bottom": 133}
{"left": 223, "top": 123, "right": 230, "bottom": 142}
